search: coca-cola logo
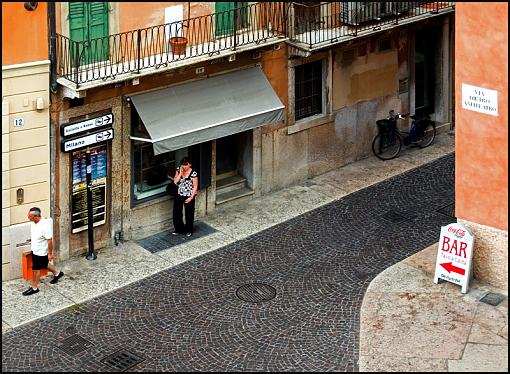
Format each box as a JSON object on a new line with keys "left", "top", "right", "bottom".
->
{"left": 448, "top": 226, "right": 465, "bottom": 239}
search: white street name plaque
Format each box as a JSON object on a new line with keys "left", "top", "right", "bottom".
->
{"left": 462, "top": 83, "right": 498, "bottom": 116}
{"left": 61, "top": 128, "right": 114, "bottom": 152}
{"left": 434, "top": 223, "right": 474, "bottom": 294}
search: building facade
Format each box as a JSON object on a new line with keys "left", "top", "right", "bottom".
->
{"left": 455, "top": 2, "right": 508, "bottom": 289}
{"left": 6, "top": 2, "right": 456, "bottom": 279}
{"left": 2, "top": 2, "right": 52, "bottom": 280}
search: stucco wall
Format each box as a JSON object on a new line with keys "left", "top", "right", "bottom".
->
{"left": 455, "top": 3, "right": 508, "bottom": 230}
{"left": 333, "top": 44, "right": 398, "bottom": 110}
{"left": 2, "top": 62, "right": 51, "bottom": 280}
{"left": 455, "top": 3, "right": 508, "bottom": 289}
{"left": 2, "top": 2, "right": 48, "bottom": 66}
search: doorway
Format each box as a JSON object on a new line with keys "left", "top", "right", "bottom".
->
{"left": 216, "top": 133, "right": 239, "bottom": 176}
{"left": 414, "top": 28, "right": 438, "bottom": 115}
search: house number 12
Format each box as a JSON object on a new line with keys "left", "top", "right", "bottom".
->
{"left": 14, "top": 118, "right": 24, "bottom": 127}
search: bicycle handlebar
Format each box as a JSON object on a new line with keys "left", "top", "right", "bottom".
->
{"left": 388, "top": 111, "right": 409, "bottom": 120}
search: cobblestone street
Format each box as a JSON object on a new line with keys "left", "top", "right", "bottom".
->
{"left": 2, "top": 154, "right": 455, "bottom": 372}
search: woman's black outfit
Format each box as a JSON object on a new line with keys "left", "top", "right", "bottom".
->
{"left": 173, "top": 169, "right": 198, "bottom": 235}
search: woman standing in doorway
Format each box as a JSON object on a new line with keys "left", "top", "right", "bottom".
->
{"left": 172, "top": 157, "right": 198, "bottom": 237}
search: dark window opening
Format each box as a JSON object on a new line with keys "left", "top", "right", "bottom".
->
{"left": 415, "top": 29, "right": 437, "bottom": 115}
{"left": 130, "top": 106, "right": 180, "bottom": 204}
{"left": 295, "top": 60, "right": 323, "bottom": 121}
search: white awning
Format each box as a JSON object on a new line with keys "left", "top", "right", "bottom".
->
{"left": 130, "top": 66, "right": 285, "bottom": 155}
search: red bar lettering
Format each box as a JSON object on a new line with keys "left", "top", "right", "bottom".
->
{"left": 441, "top": 236, "right": 450, "bottom": 251}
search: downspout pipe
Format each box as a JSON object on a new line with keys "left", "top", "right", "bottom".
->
{"left": 48, "top": 2, "right": 57, "bottom": 94}
{"left": 47, "top": 2, "right": 57, "bottom": 247}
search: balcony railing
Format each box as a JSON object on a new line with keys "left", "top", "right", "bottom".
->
{"left": 56, "top": 2, "right": 287, "bottom": 88}
{"left": 56, "top": 2, "right": 455, "bottom": 88}
{"left": 289, "top": 2, "right": 455, "bottom": 49}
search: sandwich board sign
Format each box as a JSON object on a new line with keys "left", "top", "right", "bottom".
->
{"left": 434, "top": 223, "right": 474, "bottom": 293}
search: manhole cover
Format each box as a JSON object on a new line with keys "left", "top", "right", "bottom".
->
{"left": 101, "top": 350, "right": 145, "bottom": 371}
{"left": 437, "top": 203, "right": 456, "bottom": 218}
{"left": 380, "top": 210, "right": 407, "bottom": 223}
{"left": 236, "top": 283, "right": 276, "bottom": 303}
{"left": 480, "top": 292, "right": 505, "bottom": 306}
{"left": 58, "top": 334, "right": 94, "bottom": 356}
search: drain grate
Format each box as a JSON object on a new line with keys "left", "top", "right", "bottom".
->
{"left": 303, "top": 180, "right": 316, "bottom": 187}
{"left": 58, "top": 334, "right": 94, "bottom": 356}
{"left": 480, "top": 292, "right": 505, "bottom": 306}
{"left": 380, "top": 210, "right": 407, "bottom": 223}
{"left": 101, "top": 350, "right": 145, "bottom": 371}
{"left": 437, "top": 203, "right": 456, "bottom": 218}
{"left": 236, "top": 283, "right": 276, "bottom": 303}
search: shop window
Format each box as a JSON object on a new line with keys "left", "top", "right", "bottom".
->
{"left": 294, "top": 59, "right": 323, "bottom": 121}
{"left": 131, "top": 108, "right": 186, "bottom": 204}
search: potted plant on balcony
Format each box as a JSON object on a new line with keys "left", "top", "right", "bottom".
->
{"left": 168, "top": 15, "right": 188, "bottom": 56}
{"left": 170, "top": 35, "right": 187, "bottom": 56}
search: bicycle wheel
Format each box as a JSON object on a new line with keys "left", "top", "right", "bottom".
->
{"left": 415, "top": 121, "right": 436, "bottom": 148}
{"left": 372, "top": 132, "right": 402, "bottom": 160}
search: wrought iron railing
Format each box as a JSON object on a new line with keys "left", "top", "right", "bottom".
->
{"left": 289, "top": 2, "right": 455, "bottom": 48}
{"left": 56, "top": 2, "right": 287, "bottom": 87}
{"left": 56, "top": 2, "right": 455, "bottom": 87}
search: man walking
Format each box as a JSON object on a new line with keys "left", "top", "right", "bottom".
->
{"left": 22, "top": 207, "right": 64, "bottom": 296}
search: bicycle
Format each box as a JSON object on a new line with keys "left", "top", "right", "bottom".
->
{"left": 372, "top": 110, "right": 436, "bottom": 160}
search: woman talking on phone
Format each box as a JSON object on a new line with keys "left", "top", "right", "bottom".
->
{"left": 172, "top": 157, "right": 198, "bottom": 237}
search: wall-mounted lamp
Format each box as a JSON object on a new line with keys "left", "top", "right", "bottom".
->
{"left": 16, "top": 188, "right": 24, "bottom": 205}
{"left": 24, "top": 2, "right": 38, "bottom": 11}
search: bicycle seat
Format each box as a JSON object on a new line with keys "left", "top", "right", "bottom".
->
{"left": 376, "top": 119, "right": 391, "bottom": 126}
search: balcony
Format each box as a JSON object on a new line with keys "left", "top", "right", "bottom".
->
{"left": 55, "top": 2, "right": 455, "bottom": 93}
{"left": 56, "top": 2, "right": 288, "bottom": 92}
{"left": 288, "top": 2, "right": 455, "bottom": 54}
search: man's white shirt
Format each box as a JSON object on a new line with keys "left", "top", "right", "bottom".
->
{"left": 31, "top": 218, "right": 53, "bottom": 256}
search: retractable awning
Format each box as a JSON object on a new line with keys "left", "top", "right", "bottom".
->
{"left": 130, "top": 67, "right": 285, "bottom": 155}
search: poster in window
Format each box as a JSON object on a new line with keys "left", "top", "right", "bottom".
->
{"left": 71, "top": 144, "right": 108, "bottom": 233}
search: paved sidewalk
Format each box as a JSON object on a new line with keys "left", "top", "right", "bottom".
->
{"left": 2, "top": 131, "right": 507, "bottom": 371}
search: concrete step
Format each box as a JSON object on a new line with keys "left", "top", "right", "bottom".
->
{"left": 216, "top": 175, "right": 247, "bottom": 194}
{"left": 216, "top": 170, "right": 238, "bottom": 181}
{"left": 216, "top": 186, "right": 255, "bottom": 205}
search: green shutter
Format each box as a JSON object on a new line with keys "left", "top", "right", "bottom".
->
{"left": 215, "top": 2, "right": 235, "bottom": 36}
{"left": 69, "top": 2, "right": 88, "bottom": 66}
{"left": 215, "top": 2, "right": 248, "bottom": 37}
{"left": 68, "top": 2, "right": 109, "bottom": 65}
{"left": 88, "top": 2, "right": 109, "bottom": 62}
{"left": 69, "top": 2, "right": 88, "bottom": 42}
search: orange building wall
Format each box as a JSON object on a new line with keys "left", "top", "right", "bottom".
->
{"left": 455, "top": 2, "right": 508, "bottom": 230}
{"left": 2, "top": 2, "right": 48, "bottom": 65}
{"left": 118, "top": 2, "right": 212, "bottom": 33}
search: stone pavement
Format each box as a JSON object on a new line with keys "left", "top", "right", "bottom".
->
{"left": 2, "top": 131, "right": 508, "bottom": 371}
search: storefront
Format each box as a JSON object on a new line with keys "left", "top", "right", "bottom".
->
{"left": 56, "top": 65, "right": 285, "bottom": 258}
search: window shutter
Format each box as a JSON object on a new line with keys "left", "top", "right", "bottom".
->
{"left": 89, "top": 2, "right": 109, "bottom": 41}
{"left": 215, "top": 2, "right": 235, "bottom": 36}
{"left": 69, "top": 2, "right": 88, "bottom": 43}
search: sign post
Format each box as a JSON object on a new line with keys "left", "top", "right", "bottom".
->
{"left": 61, "top": 114, "right": 115, "bottom": 261}
{"left": 434, "top": 223, "right": 474, "bottom": 293}
{"left": 85, "top": 148, "right": 97, "bottom": 261}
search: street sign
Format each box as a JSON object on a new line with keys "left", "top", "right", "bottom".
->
{"left": 433, "top": 223, "right": 474, "bottom": 293}
{"left": 61, "top": 113, "right": 114, "bottom": 137}
{"left": 61, "top": 128, "right": 114, "bottom": 152}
